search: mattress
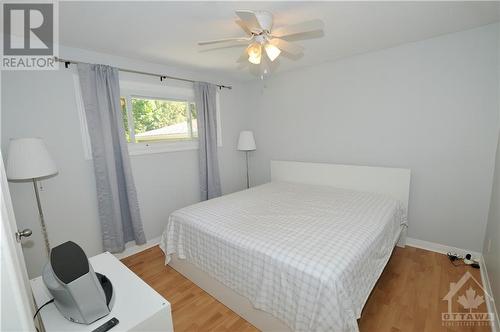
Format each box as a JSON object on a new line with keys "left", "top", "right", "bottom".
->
{"left": 160, "top": 181, "right": 407, "bottom": 332}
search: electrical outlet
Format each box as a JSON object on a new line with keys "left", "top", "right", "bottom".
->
{"left": 487, "top": 239, "right": 492, "bottom": 253}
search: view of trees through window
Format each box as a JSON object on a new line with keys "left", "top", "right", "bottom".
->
{"left": 120, "top": 96, "right": 197, "bottom": 143}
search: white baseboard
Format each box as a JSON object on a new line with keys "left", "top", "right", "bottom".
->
{"left": 406, "top": 237, "right": 481, "bottom": 258}
{"left": 406, "top": 237, "right": 498, "bottom": 331}
{"left": 480, "top": 256, "right": 500, "bottom": 332}
{"left": 113, "top": 236, "right": 161, "bottom": 260}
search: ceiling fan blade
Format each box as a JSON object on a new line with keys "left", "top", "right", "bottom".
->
{"left": 271, "top": 19, "right": 324, "bottom": 38}
{"left": 269, "top": 38, "right": 304, "bottom": 55}
{"left": 236, "top": 48, "right": 248, "bottom": 63}
{"left": 198, "top": 37, "right": 251, "bottom": 46}
{"left": 235, "top": 10, "right": 262, "bottom": 34}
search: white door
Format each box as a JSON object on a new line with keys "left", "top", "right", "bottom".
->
{"left": 1, "top": 154, "right": 36, "bottom": 331}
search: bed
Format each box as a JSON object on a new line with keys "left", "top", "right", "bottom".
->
{"left": 159, "top": 161, "right": 410, "bottom": 332}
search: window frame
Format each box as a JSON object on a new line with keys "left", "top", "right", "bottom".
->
{"left": 124, "top": 94, "right": 197, "bottom": 142}
{"left": 120, "top": 81, "right": 222, "bottom": 156}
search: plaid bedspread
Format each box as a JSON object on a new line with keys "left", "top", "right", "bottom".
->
{"left": 160, "top": 182, "right": 407, "bottom": 332}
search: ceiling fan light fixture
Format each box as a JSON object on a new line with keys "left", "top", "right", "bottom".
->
{"left": 197, "top": 10, "right": 325, "bottom": 77}
{"left": 248, "top": 55, "right": 261, "bottom": 65}
{"left": 247, "top": 43, "right": 262, "bottom": 64}
{"left": 248, "top": 50, "right": 261, "bottom": 64}
{"left": 264, "top": 43, "right": 281, "bottom": 61}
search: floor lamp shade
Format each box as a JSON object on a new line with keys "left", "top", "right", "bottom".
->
{"left": 6, "top": 138, "right": 58, "bottom": 180}
{"left": 237, "top": 131, "right": 256, "bottom": 151}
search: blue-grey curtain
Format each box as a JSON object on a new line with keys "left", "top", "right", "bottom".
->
{"left": 78, "top": 63, "right": 146, "bottom": 252}
{"left": 194, "top": 82, "right": 221, "bottom": 200}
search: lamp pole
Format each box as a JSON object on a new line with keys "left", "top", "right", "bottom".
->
{"left": 32, "top": 178, "right": 51, "bottom": 256}
{"left": 245, "top": 151, "right": 250, "bottom": 189}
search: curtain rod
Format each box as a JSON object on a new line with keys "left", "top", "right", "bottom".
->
{"left": 54, "top": 57, "right": 232, "bottom": 90}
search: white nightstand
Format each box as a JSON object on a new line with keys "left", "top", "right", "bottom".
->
{"left": 30, "top": 252, "right": 173, "bottom": 332}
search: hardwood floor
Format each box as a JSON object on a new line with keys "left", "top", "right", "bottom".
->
{"left": 121, "top": 246, "right": 491, "bottom": 332}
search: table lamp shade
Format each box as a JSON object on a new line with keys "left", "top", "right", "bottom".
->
{"left": 237, "top": 131, "right": 256, "bottom": 151}
{"left": 6, "top": 138, "right": 57, "bottom": 180}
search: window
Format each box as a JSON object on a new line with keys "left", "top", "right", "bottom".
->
{"left": 74, "top": 76, "right": 222, "bottom": 158}
{"left": 121, "top": 96, "right": 197, "bottom": 144}
{"left": 118, "top": 78, "right": 223, "bottom": 156}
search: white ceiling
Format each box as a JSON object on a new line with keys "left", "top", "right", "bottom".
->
{"left": 60, "top": 1, "right": 500, "bottom": 81}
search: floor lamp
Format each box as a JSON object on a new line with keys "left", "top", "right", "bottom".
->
{"left": 6, "top": 138, "right": 58, "bottom": 257}
{"left": 237, "top": 131, "right": 256, "bottom": 189}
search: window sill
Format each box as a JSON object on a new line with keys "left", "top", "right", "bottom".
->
{"left": 83, "top": 140, "right": 222, "bottom": 160}
{"left": 128, "top": 140, "right": 199, "bottom": 156}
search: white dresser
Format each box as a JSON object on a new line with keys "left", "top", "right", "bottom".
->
{"left": 30, "top": 251, "right": 173, "bottom": 332}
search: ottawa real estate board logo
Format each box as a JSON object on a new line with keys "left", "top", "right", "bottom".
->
{"left": 442, "top": 271, "right": 494, "bottom": 327}
{"left": 2, "top": 2, "right": 58, "bottom": 70}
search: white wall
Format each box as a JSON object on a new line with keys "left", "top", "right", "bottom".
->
{"left": 483, "top": 125, "right": 500, "bottom": 313}
{"left": 482, "top": 26, "right": 500, "bottom": 312}
{"left": 1, "top": 46, "right": 252, "bottom": 277}
{"left": 249, "top": 24, "right": 499, "bottom": 252}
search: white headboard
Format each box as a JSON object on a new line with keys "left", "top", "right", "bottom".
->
{"left": 271, "top": 160, "right": 411, "bottom": 210}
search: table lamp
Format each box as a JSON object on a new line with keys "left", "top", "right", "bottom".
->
{"left": 237, "top": 131, "right": 256, "bottom": 189}
{"left": 6, "top": 138, "right": 58, "bottom": 256}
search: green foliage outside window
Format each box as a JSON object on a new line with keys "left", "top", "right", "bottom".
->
{"left": 121, "top": 96, "right": 197, "bottom": 143}
{"left": 131, "top": 98, "right": 186, "bottom": 134}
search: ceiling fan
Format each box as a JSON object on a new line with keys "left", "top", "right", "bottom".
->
{"left": 198, "top": 10, "right": 324, "bottom": 66}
